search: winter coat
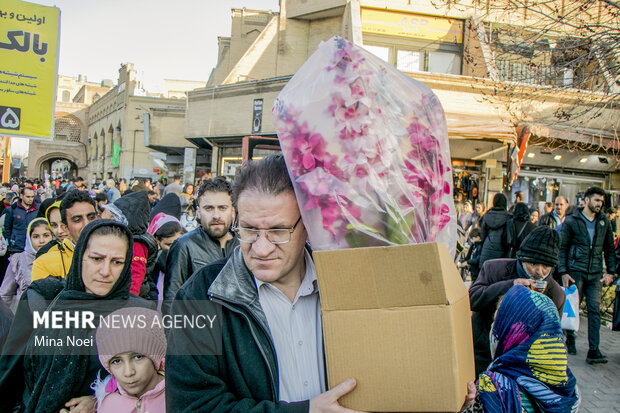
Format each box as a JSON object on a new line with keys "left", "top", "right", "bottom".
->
{"left": 113, "top": 192, "right": 158, "bottom": 299}
{"left": 558, "top": 208, "right": 616, "bottom": 276}
{"left": 506, "top": 214, "right": 536, "bottom": 258}
{"left": 539, "top": 211, "right": 562, "bottom": 230}
{"left": 464, "top": 241, "right": 482, "bottom": 281}
{"left": 163, "top": 227, "right": 238, "bottom": 314}
{"left": 166, "top": 248, "right": 308, "bottom": 413}
{"left": 479, "top": 208, "right": 509, "bottom": 266}
{"left": 0, "top": 230, "right": 37, "bottom": 310}
{"left": 30, "top": 237, "right": 74, "bottom": 281}
{"left": 94, "top": 375, "right": 165, "bottom": 413}
{"left": 469, "top": 258, "right": 565, "bottom": 375}
{"left": 3, "top": 201, "right": 38, "bottom": 253}
{"left": 106, "top": 187, "right": 121, "bottom": 203}
{"left": 18, "top": 220, "right": 153, "bottom": 413}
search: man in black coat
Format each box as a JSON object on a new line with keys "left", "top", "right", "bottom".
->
{"left": 478, "top": 193, "right": 509, "bottom": 267}
{"left": 558, "top": 186, "right": 616, "bottom": 364}
{"left": 469, "top": 226, "right": 565, "bottom": 375}
{"left": 165, "top": 156, "right": 359, "bottom": 412}
{"left": 163, "top": 178, "right": 239, "bottom": 314}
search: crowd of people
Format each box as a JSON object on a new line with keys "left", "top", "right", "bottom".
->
{"left": 458, "top": 188, "right": 618, "bottom": 372}
{"left": 0, "top": 160, "right": 614, "bottom": 412}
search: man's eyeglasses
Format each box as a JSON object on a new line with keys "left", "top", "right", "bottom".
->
{"left": 233, "top": 216, "right": 302, "bottom": 245}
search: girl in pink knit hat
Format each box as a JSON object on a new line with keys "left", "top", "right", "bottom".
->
{"left": 93, "top": 307, "right": 166, "bottom": 413}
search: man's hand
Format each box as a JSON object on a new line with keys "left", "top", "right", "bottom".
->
{"left": 309, "top": 379, "right": 364, "bottom": 413}
{"left": 513, "top": 278, "right": 530, "bottom": 287}
{"left": 562, "top": 274, "right": 575, "bottom": 288}
{"left": 460, "top": 381, "right": 477, "bottom": 410}
{"left": 59, "top": 396, "right": 95, "bottom": 413}
{"left": 602, "top": 273, "right": 614, "bottom": 287}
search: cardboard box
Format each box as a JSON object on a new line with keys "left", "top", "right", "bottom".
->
{"left": 314, "top": 242, "right": 475, "bottom": 412}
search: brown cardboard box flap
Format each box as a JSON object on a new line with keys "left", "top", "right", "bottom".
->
{"left": 315, "top": 242, "right": 475, "bottom": 412}
{"left": 314, "top": 243, "right": 467, "bottom": 311}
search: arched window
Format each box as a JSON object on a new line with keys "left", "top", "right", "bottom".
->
{"left": 61, "top": 90, "right": 70, "bottom": 102}
{"left": 54, "top": 115, "right": 81, "bottom": 142}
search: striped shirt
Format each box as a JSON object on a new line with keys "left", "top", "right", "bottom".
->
{"left": 255, "top": 250, "right": 325, "bottom": 402}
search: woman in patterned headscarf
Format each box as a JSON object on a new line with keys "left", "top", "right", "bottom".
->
{"left": 462, "top": 284, "right": 580, "bottom": 412}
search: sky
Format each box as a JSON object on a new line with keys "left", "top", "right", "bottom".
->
{"left": 12, "top": 0, "right": 281, "bottom": 156}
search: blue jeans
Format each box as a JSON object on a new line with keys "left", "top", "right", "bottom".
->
{"left": 567, "top": 271, "right": 602, "bottom": 351}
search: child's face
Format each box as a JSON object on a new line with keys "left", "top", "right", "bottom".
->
{"left": 30, "top": 225, "right": 52, "bottom": 252}
{"left": 108, "top": 352, "right": 160, "bottom": 398}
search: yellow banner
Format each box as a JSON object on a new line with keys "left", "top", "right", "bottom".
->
{"left": 0, "top": 0, "right": 60, "bottom": 139}
{"left": 361, "top": 8, "right": 463, "bottom": 44}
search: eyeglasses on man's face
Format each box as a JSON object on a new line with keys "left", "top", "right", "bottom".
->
{"left": 233, "top": 215, "right": 302, "bottom": 245}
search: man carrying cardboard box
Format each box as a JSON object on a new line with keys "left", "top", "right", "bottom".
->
{"left": 166, "top": 155, "right": 476, "bottom": 412}
{"left": 165, "top": 156, "right": 363, "bottom": 412}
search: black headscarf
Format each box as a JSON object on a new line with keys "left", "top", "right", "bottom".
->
{"left": 150, "top": 192, "right": 181, "bottom": 221}
{"left": 113, "top": 191, "right": 151, "bottom": 236}
{"left": 20, "top": 220, "right": 151, "bottom": 413}
{"left": 512, "top": 202, "right": 531, "bottom": 222}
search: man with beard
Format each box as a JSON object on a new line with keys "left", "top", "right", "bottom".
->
{"left": 163, "top": 178, "right": 238, "bottom": 313}
{"left": 559, "top": 186, "right": 616, "bottom": 364}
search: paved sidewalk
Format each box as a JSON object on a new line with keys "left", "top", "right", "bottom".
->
{"left": 567, "top": 318, "right": 620, "bottom": 412}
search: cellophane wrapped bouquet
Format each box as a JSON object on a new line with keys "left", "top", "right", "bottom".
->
{"left": 273, "top": 36, "right": 456, "bottom": 253}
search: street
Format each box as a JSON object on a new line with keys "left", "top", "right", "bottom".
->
{"left": 568, "top": 319, "right": 620, "bottom": 412}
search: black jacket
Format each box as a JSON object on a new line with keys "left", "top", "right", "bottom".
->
{"left": 3, "top": 201, "right": 39, "bottom": 253}
{"left": 558, "top": 208, "right": 616, "bottom": 276}
{"left": 539, "top": 211, "right": 562, "bottom": 230}
{"left": 506, "top": 220, "right": 536, "bottom": 258}
{"left": 166, "top": 248, "right": 308, "bottom": 412}
{"left": 469, "top": 258, "right": 565, "bottom": 376}
{"left": 163, "top": 227, "right": 238, "bottom": 313}
{"left": 479, "top": 208, "right": 509, "bottom": 266}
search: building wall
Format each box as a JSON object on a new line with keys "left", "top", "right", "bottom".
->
{"left": 87, "top": 64, "right": 187, "bottom": 182}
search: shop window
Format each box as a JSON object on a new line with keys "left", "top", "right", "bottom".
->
{"left": 429, "top": 51, "right": 461, "bottom": 75}
{"left": 397, "top": 50, "right": 423, "bottom": 72}
{"left": 362, "top": 45, "right": 390, "bottom": 63}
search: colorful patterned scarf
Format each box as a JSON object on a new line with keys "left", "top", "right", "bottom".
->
{"left": 478, "top": 285, "right": 580, "bottom": 413}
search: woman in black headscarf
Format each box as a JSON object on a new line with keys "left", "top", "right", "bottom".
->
{"left": 1, "top": 220, "right": 151, "bottom": 413}
{"left": 506, "top": 202, "right": 536, "bottom": 257}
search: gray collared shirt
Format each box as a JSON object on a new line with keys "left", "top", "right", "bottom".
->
{"left": 255, "top": 250, "right": 325, "bottom": 402}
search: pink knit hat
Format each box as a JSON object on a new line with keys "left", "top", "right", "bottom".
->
{"left": 96, "top": 307, "right": 167, "bottom": 373}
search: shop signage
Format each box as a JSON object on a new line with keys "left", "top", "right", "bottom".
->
{"left": 361, "top": 8, "right": 463, "bottom": 44}
{"left": 252, "top": 98, "right": 263, "bottom": 134}
{"left": 0, "top": 0, "right": 60, "bottom": 139}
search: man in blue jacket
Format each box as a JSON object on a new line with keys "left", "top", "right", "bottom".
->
{"left": 3, "top": 186, "right": 38, "bottom": 254}
{"left": 559, "top": 186, "right": 616, "bottom": 364}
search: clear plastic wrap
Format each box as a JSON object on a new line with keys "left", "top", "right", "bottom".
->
{"left": 273, "top": 36, "right": 456, "bottom": 253}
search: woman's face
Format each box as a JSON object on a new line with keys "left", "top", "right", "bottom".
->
{"left": 530, "top": 210, "right": 539, "bottom": 223}
{"left": 82, "top": 234, "right": 128, "bottom": 296}
{"left": 48, "top": 208, "right": 69, "bottom": 242}
{"left": 30, "top": 225, "right": 53, "bottom": 252}
{"left": 156, "top": 232, "right": 182, "bottom": 251}
{"left": 186, "top": 185, "right": 194, "bottom": 195}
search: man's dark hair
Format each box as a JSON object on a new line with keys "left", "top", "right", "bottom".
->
{"left": 147, "top": 190, "right": 156, "bottom": 196}
{"left": 515, "top": 191, "right": 524, "bottom": 201}
{"left": 231, "top": 155, "right": 293, "bottom": 209}
{"left": 173, "top": 174, "right": 181, "bottom": 181}
{"left": 55, "top": 186, "right": 66, "bottom": 196}
{"left": 469, "top": 228, "right": 481, "bottom": 239}
{"left": 94, "top": 192, "right": 107, "bottom": 202}
{"left": 197, "top": 177, "right": 232, "bottom": 203}
{"left": 584, "top": 186, "right": 605, "bottom": 199}
{"left": 19, "top": 186, "right": 34, "bottom": 196}
{"left": 75, "top": 176, "right": 84, "bottom": 182}
{"left": 60, "top": 190, "right": 97, "bottom": 225}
